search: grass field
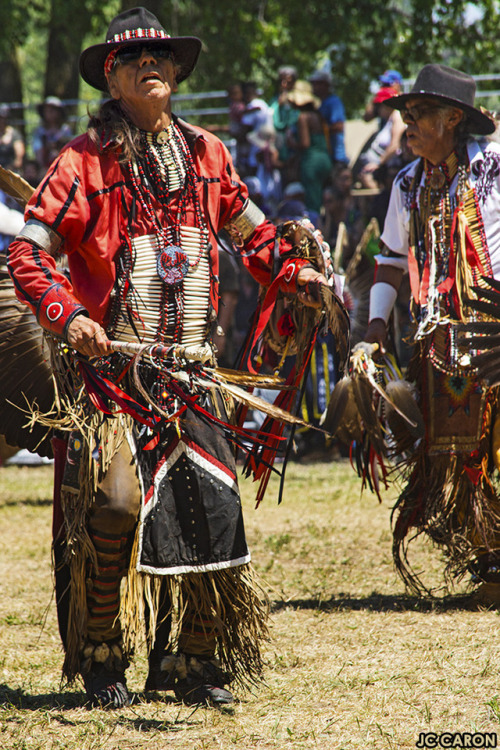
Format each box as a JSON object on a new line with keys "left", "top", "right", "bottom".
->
{"left": 1, "top": 459, "right": 500, "bottom": 749}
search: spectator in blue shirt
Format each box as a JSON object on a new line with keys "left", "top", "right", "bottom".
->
{"left": 308, "top": 71, "right": 347, "bottom": 167}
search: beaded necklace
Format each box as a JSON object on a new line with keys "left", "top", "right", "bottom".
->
{"left": 121, "top": 121, "right": 211, "bottom": 346}
{"left": 127, "top": 122, "right": 209, "bottom": 281}
{"left": 409, "top": 145, "right": 493, "bottom": 370}
{"left": 410, "top": 151, "right": 462, "bottom": 336}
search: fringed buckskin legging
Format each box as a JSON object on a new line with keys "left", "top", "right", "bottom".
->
{"left": 56, "top": 439, "right": 217, "bottom": 664}
{"left": 88, "top": 441, "right": 217, "bottom": 657}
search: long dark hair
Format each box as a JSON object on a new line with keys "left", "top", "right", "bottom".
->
{"left": 87, "top": 99, "right": 142, "bottom": 164}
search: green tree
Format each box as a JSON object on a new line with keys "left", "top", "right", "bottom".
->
{"left": 1, "top": 0, "right": 500, "bottom": 124}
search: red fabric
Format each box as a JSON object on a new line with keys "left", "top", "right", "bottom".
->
{"left": 37, "top": 282, "right": 87, "bottom": 337}
{"left": 8, "top": 119, "right": 280, "bottom": 333}
{"left": 438, "top": 206, "right": 486, "bottom": 317}
{"left": 245, "top": 257, "right": 310, "bottom": 372}
{"left": 373, "top": 86, "right": 397, "bottom": 104}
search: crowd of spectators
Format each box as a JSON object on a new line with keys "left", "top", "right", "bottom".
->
{"left": 216, "top": 66, "right": 412, "bottom": 460}
{"left": 0, "top": 96, "right": 75, "bottom": 261}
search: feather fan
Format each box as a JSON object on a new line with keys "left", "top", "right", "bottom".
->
{"left": 0, "top": 276, "right": 55, "bottom": 455}
{"left": 0, "top": 165, "right": 35, "bottom": 208}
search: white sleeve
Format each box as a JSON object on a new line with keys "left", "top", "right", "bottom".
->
{"left": 377, "top": 172, "right": 410, "bottom": 271}
{"left": 0, "top": 202, "right": 24, "bottom": 238}
{"left": 380, "top": 176, "right": 410, "bottom": 256}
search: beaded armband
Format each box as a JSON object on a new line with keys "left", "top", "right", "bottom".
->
{"left": 224, "top": 199, "right": 266, "bottom": 247}
{"left": 37, "top": 283, "right": 88, "bottom": 339}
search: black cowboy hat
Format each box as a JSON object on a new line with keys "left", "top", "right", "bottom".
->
{"left": 79, "top": 6, "right": 202, "bottom": 92}
{"left": 385, "top": 63, "right": 495, "bottom": 136}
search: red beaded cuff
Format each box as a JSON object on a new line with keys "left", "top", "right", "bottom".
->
{"left": 278, "top": 258, "right": 313, "bottom": 294}
{"left": 37, "top": 283, "right": 88, "bottom": 339}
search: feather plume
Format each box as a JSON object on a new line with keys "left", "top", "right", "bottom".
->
{"left": 215, "top": 367, "right": 289, "bottom": 389}
{"left": 321, "top": 376, "right": 363, "bottom": 443}
{"left": 0, "top": 165, "right": 34, "bottom": 207}
{"left": 385, "top": 380, "right": 424, "bottom": 442}
{"left": 202, "top": 375, "right": 314, "bottom": 429}
{"left": 351, "top": 372, "right": 385, "bottom": 455}
{"left": 320, "top": 376, "right": 350, "bottom": 434}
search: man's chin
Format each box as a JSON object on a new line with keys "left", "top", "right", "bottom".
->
{"left": 407, "top": 139, "right": 421, "bottom": 158}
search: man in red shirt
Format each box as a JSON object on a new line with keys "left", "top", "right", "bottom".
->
{"left": 8, "top": 7, "right": 328, "bottom": 708}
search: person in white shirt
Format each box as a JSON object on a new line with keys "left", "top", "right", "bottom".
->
{"left": 364, "top": 64, "right": 500, "bottom": 602}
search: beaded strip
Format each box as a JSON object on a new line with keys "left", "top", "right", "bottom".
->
{"left": 110, "top": 28, "right": 170, "bottom": 43}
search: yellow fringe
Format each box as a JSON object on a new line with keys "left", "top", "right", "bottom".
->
{"left": 455, "top": 208, "right": 476, "bottom": 320}
{"left": 120, "top": 535, "right": 269, "bottom": 686}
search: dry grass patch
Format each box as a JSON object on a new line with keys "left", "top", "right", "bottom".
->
{"left": 1, "top": 460, "right": 500, "bottom": 749}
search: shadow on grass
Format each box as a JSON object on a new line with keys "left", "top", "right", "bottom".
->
{"left": 0, "top": 683, "right": 83, "bottom": 711}
{"left": 0, "top": 498, "right": 52, "bottom": 508}
{"left": 0, "top": 684, "right": 229, "bottom": 726}
{"left": 271, "top": 591, "right": 478, "bottom": 614}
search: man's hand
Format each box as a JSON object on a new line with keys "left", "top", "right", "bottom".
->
{"left": 66, "top": 314, "right": 110, "bottom": 358}
{"left": 364, "top": 318, "right": 388, "bottom": 354}
{"left": 296, "top": 267, "right": 328, "bottom": 308}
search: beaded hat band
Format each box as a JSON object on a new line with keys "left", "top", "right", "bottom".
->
{"left": 80, "top": 7, "right": 201, "bottom": 92}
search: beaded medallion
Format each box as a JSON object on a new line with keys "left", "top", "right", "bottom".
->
{"left": 157, "top": 244, "right": 189, "bottom": 285}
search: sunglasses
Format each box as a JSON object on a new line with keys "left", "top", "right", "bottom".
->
{"left": 401, "top": 103, "right": 442, "bottom": 124}
{"left": 114, "top": 44, "right": 173, "bottom": 66}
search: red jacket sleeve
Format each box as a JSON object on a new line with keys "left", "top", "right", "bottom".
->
{"left": 8, "top": 237, "right": 88, "bottom": 338}
{"left": 8, "top": 135, "right": 123, "bottom": 333}
{"left": 7, "top": 144, "right": 92, "bottom": 337}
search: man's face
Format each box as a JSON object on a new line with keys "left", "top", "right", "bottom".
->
{"left": 401, "top": 97, "right": 463, "bottom": 163}
{"left": 311, "top": 80, "right": 328, "bottom": 100}
{"left": 107, "top": 45, "right": 177, "bottom": 121}
{"left": 279, "top": 73, "right": 296, "bottom": 92}
{"left": 335, "top": 168, "right": 352, "bottom": 193}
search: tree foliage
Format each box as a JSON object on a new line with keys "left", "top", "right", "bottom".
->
{"left": 0, "top": 0, "right": 499, "bottom": 118}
